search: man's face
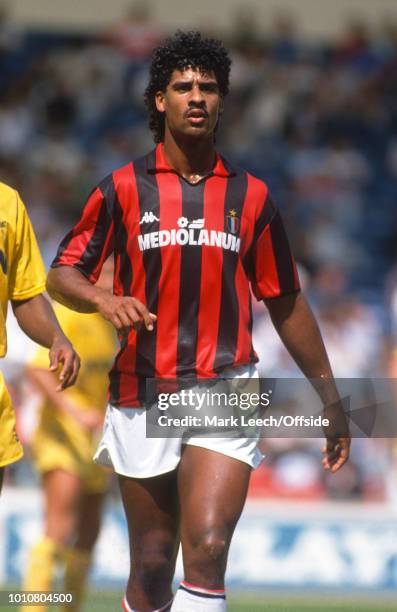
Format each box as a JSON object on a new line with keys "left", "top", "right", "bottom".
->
{"left": 155, "top": 67, "right": 223, "bottom": 140}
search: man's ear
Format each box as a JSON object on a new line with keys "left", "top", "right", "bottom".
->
{"left": 218, "top": 96, "right": 224, "bottom": 115}
{"left": 155, "top": 91, "right": 165, "bottom": 113}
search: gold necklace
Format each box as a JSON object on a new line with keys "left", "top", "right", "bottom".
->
{"left": 188, "top": 174, "right": 202, "bottom": 184}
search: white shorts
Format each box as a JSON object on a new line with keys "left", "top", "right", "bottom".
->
{"left": 94, "top": 365, "right": 264, "bottom": 478}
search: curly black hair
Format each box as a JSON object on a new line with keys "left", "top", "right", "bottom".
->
{"left": 144, "top": 30, "right": 231, "bottom": 143}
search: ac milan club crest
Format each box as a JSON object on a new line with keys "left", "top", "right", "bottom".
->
{"left": 226, "top": 209, "right": 240, "bottom": 234}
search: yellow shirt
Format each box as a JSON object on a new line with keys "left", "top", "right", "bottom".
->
{"left": 0, "top": 182, "right": 46, "bottom": 358}
{"left": 30, "top": 305, "right": 114, "bottom": 487}
{"left": 30, "top": 303, "right": 115, "bottom": 417}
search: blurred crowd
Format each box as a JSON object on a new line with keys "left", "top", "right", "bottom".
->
{"left": 2, "top": 3, "right": 397, "bottom": 502}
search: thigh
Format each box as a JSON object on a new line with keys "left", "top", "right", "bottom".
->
{"left": 119, "top": 470, "right": 180, "bottom": 558}
{"left": 178, "top": 445, "right": 251, "bottom": 545}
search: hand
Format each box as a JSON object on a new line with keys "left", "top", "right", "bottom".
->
{"left": 49, "top": 335, "right": 80, "bottom": 391}
{"left": 96, "top": 294, "right": 157, "bottom": 333}
{"left": 322, "top": 399, "right": 350, "bottom": 473}
{"left": 322, "top": 437, "right": 350, "bottom": 473}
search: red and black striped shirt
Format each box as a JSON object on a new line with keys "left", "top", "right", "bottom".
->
{"left": 52, "top": 144, "right": 300, "bottom": 407}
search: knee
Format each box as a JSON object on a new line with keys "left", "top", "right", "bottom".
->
{"left": 188, "top": 528, "right": 229, "bottom": 564}
{"left": 137, "top": 550, "right": 172, "bottom": 577}
{"left": 46, "top": 515, "right": 77, "bottom": 547}
{"left": 134, "top": 538, "right": 176, "bottom": 586}
{"left": 198, "top": 533, "right": 228, "bottom": 562}
{"left": 183, "top": 530, "right": 229, "bottom": 587}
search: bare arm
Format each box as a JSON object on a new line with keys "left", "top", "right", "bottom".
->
{"left": 29, "top": 368, "right": 103, "bottom": 430}
{"left": 11, "top": 294, "right": 80, "bottom": 390}
{"left": 47, "top": 266, "right": 108, "bottom": 313}
{"left": 47, "top": 266, "right": 156, "bottom": 332}
{"left": 265, "top": 291, "right": 350, "bottom": 472}
{"left": 265, "top": 292, "right": 336, "bottom": 397}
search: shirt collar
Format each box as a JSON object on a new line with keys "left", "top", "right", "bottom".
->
{"left": 146, "top": 143, "right": 235, "bottom": 178}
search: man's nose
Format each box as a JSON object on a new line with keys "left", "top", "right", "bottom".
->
{"left": 189, "top": 84, "right": 205, "bottom": 104}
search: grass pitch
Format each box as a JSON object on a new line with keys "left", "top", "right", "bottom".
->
{"left": 1, "top": 589, "right": 396, "bottom": 611}
{"left": 77, "top": 590, "right": 397, "bottom": 611}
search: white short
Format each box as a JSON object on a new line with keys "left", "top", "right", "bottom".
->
{"left": 94, "top": 365, "right": 264, "bottom": 478}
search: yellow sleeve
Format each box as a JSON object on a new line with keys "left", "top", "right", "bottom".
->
{"left": 8, "top": 192, "right": 46, "bottom": 301}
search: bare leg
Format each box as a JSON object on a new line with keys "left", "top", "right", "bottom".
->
{"left": 75, "top": 491, "right": 105, "bottom": 550}
{"left": 22, "top": 470, "right": 82, "bottom": 611}
{"left": 178, "top": 446, "right": 251, "bottom": 589}
{"left": 119, "top": 470, "right": 179, "bottom": 611}
{"left": 43, "top": 469, "right": 82, "bottom": 544}
{"left": 62, "top": 491, "right": 106, "bottom": 612}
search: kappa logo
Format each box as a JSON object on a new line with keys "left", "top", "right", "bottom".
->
{"left": 140, "top": 211, "right": 160, "bottom": 224}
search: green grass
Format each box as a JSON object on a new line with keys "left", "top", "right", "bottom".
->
{"left": 1, "top": 590, "right": 396, "bottom": 611}
{"left": 76, "top": 591, "right": 397, "bottom": 612}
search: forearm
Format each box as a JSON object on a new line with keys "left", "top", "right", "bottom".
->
{"left": 265, "top": 292, "right": 339, "bottom": 406}
{"left": 29, "top": 368, "right": 80, "bottom": 417}
{"left": 12, "top": 294, "right": 64, "bottom": 348}
{"left": 47, "top": 265, "right": 156, "bottom": 333}
{"left": 12, "top": 293, "right": 80, "bottom": 389}
{"left": 47, "top": 266, "right": 107, "bottom": 313}
{"left": 266, "top": 291, "right": 349, "bottom": 470}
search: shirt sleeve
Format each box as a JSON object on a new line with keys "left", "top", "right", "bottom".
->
{"left": 8, "top": 192, "right": 46, "bottom": 301}
{"left": 249, "top": 194, "right": 300, "bottom": 300}
{"left": 51, "top": 178, "right": 115, "bottom": 284}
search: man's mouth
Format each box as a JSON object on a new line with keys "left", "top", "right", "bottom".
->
{"left": 186, "top": 110, "right": 208, "bottom": 120}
